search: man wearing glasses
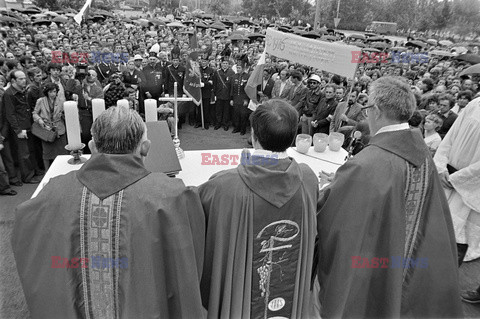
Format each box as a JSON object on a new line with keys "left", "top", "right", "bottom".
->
{"left": 317, "top": 76, "right": 462, "bottom": 318}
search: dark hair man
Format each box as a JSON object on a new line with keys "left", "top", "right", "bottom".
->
{"left": 199, "top": 99, "right": 318, "bottom": 318}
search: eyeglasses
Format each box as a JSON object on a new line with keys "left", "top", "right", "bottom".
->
{"left": 307, "top": 81, "right": 319, "bottom": 85}
{"left": 361, "top": 104, "right": 375, "bottom": 116}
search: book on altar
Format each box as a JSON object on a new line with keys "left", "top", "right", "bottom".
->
{"left": 144, "top": 121, "right": 182, "bottom": 176}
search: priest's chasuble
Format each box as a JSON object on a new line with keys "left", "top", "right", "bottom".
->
{"left": 12, "top": 154, "right": 206, "bottom": 319}
{"left": 199, "top": 156, "right": 318, "bottom": 319}
{"left": 317, "top": 129, "right": 463, "bottom": 318}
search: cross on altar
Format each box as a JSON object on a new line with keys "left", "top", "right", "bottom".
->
{"left": 158, "top": 82, "right": 192, "bottom": 159}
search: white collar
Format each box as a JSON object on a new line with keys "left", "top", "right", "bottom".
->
{"left": 252, "top": 149, "right": 289, "bottom": 159}
{"left": 375, "top": 122, "right": 410, "bottom": 136}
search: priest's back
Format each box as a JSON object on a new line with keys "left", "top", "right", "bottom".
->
{"left": 317, "top": 77, "right": 463, "bottom": 318}
{"left": 12, "top": 107, "right": 206, "bottom": 319}
{"left": 198, "top": 99, "right": 318, "bottom": 319}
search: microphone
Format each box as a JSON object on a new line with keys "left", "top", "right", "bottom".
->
{"left": 346, "top": 131, "right": 362, "bottom": 160}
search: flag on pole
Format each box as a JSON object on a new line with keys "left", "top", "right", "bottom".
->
{"left": 245, "top": 50, "right": 266, "bottom": 104}
{"left": 183, "top": 31, "right": 202, "bottom": 106}
{"left": 74, "top": 0, "right": 92, "bottom": 25}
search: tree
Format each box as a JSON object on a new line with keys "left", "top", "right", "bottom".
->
{"left": 210, "top": 0, "right": 228, "bottom": 15}
{"left": 241, "top": 0, "right": 311, "bottom": 19}
{"left": 33, "top": 0, "right": 60, "bottom": 10}
{"left": 441, "top": 0, "right": 452, "bottom": 24}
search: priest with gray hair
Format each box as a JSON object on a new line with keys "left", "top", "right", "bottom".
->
{"left": 317, "top": 76, "right": 462, "bottom": 318}
{"left": 12, "top": 106, "right": 206, "bottom": 318}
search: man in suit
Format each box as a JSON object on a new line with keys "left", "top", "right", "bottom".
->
{"left": 288, "top": 70, "right": 308, "bottom": 112}
{"left": 312, "top": 84, "right": 338, "bottom": 134}
{"left": 330, "top": 90, "right": 365, "bottom": 134}
{"left": 437, "top": 93, "right": 458, "bottom": 139}
{"left": 198, "top": 53, "right": 215, "bottom": 129}
{"left": 271, "top": 69, "right": 293, "bottom": 99}
{"left": 213, "top": 57, "right": 235, "bottom": 131}
{"left": 257, "top": 69, "right": 274, "bottom": 102}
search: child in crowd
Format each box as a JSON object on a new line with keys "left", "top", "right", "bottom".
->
{"left": 423, "top": 112, "right": 444, "bottom": 156}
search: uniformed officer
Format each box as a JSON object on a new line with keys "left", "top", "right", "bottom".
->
{"left": 197, "top": 52, "right": 214, "bottom": 129}
{"left": 230, "top": 54, "right": 250, "bottom": 135}
{"left": 213, "top": 56, "right": 235, "bottom": 131}
{"left": 165, "top": 52, "right": 185, "bottom": 96}
{"left": 141, "top": 52, "right": 164, "bottom": 111}
{"left": 94, "top": 48, "right": 113, "bottom": 85}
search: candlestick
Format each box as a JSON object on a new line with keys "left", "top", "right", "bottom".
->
{"left": 117, "top": 99, "right": 129, "bottom": 108}
{"left": 174, "top": 82, "right": 178, "bottom": 138}
{"left": 65, "top": 143, "right": 87, "bottom": 165}
{"left": 173, "top": 82, "right": 184, "bottom": 158}
{"left": 64, "top": 101, "right": 82, "bottom": 149}
{"left": 144, "top": 99, "right": 158, "bottom": 122}
{"left": 92, "top": 98, "right": 105, "bottom": 122}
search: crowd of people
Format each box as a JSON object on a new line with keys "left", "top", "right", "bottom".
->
{"left": 1, "top": 6, "right": 480, "bottom": 318}
{"left": 0, "top": 9, "right": 479, "bottom": 198}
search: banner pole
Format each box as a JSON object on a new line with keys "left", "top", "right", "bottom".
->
{"left": 200, "top": 99, "right": 205, "bottom": 129}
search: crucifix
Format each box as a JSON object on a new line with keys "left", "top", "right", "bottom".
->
{"left": 158, "top": 82, "right": 192, "bottom": 159}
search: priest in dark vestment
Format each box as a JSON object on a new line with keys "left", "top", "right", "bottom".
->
{"left": 12, "top": 107, "right": 206, "bottom": 319}
{"left": 317, "top": 76, "right": 463, "bottom": 318}
{"left": 199, "top": 99, "right": 318, "bottom": 318}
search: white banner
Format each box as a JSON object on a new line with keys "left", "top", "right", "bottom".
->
{"left": 265, "top": 28, "right": 360, "bottom": 79}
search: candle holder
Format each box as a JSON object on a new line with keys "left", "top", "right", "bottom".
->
{"left": 65, "top": 143, "right": 87, "bottom": 165}
{"left": 172, "top": 137, "right": 185, "bottom": 159}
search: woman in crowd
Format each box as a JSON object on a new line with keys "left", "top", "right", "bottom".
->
{"left": 32, "top": 83, "right": 67, "bottom": 169}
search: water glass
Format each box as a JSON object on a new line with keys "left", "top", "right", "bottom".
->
{"left": 296, "top": 134, "right": 312, "bottom": 154}
{"left": 313, "top": 133, "right": 328, "bottom": 153}
{"left": 328, "top": 132, "right": 345, "bottom": 152}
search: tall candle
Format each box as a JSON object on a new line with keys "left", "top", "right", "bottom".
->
{"left": 92, "top": 98, "right": 105, "bottom": 122}
{"left": 117, "top": 99, "right": 129, "bottom": 108}
{"left": 174, "top": 82, "right": 178, "bottom": 138}
{"left": 144, "top": 99, "right": 158, "bottom": 122}
{"left": 64, "top": 101, "right": 82, "bottom": 149}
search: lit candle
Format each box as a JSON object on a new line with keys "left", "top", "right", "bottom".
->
{"left": 144, "top": 99, "right": 158, "bottom": 122}
{"left": 117, "top": 99, "right": 129, "bottom": 108}
{"left": 92, "top": 98, "right": 105, "bottom": 122}
{"left": 64, "top": 101, "right": 82, "bottom": 149}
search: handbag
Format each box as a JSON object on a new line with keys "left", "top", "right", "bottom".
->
{"left": 31, "top": 122, "right": 57, "bottom": 143}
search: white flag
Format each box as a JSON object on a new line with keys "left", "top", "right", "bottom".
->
{"left": 74, "top": 0, "right": 93, "bottom": 25}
